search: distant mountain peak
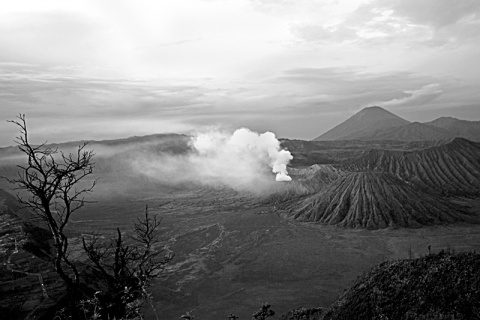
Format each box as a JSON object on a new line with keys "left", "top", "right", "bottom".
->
{"left": 314, "top": 107, "right": 480, "bottom": 142}
{"left": 360, "top": 106, "right": 389, "bottom": 112}
{"left": 357, "top": 106, "right": 400, "bottom": 115}
{"left": 314, "top": 106, "right": 410, "bottom": 141}
{"left": 436, "top": 116, "right": 457, "bottom": 120}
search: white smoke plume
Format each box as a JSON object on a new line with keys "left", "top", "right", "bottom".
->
{"left": 129, "top": 128, "right": 293, "bottom": 192}
{"left": 191, "top": 128, "right": 293, "bottom": 182}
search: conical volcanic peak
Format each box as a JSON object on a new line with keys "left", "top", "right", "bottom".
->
{"left": 287, "top": 172, "right": 475, "bottom": 229}
{"left": 339, "top": 138, "right": 480, "bottom": 196}
{"left": 314, "top": 106, "right": 410, "bottom": 141}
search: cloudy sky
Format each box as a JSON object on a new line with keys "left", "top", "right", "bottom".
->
{"left": 1, "top": 0, "right": 479, "bottom": 146}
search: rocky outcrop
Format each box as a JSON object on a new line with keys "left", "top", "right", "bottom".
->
{"left": 323, "top": 251, "right": 480, "bottom": 319}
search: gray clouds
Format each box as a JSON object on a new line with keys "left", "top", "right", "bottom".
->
{"left": 1, "top": 63, "right": 479, "bottom": 146}
{"left": 291, "top": 0, "right": 480, "bottom": 47}
{"left": 0, "top": 1, "right": 479, "bottom": 145}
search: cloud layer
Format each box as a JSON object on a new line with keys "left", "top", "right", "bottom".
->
{"left": 0, "top": 0, "right": 479, "bottom": 145}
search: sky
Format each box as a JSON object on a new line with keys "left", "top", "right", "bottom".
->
{"left": 1, "top": 0, "right": 479, "bottom": 146}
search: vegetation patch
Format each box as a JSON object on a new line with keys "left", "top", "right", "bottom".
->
{"left": 323, "top": 250, "right": 480, "bottom": 320}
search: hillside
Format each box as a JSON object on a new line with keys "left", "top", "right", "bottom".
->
{"left": 314, "top": 106, "right": 410, "bottom": 141}
{"left": 0, "top": 189, "right": 61, "bottom": 320}
{"left": 280, "top": 139, "right": 441, "bottom": 167}
{"left": 0, "top": 133, "right": 191, "bottom": 168}
{"left": 0, "top": 188, "right": 21, "bottom": 217}
{"left": 288, "top": 165, "right": 343, "bottom": 193}
{"left": 285, "top": 172, "right": 474, "bottom": 229}
{"left": 356, "top": 122, "right": 453, "bottom": 141}
{"left": 339, "top": 138, "right": 480, "bottom": 197}
{"left": 267, "top": 165, "right": 344, "bottom": 205}
{"left": 426, "top": 117, "right": 480, "bottom": 141}
{"left": 0, "top": 133, "right": 189, "bottom": 150}
{"left": 323, "top": 250, "right": 480, "bottom": 320}
{"left": 0, "top": 133, "right": 192, "bottom": 191}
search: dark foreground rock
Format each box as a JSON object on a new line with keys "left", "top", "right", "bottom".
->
{"left": 323, "top": 250, "right": 480, "bottom": 320}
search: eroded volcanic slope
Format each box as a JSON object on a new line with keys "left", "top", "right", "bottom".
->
{"left": 282, "top": 137, "right": 480, "bottom": 229}
{"left": 286, "top": 171, "right": 474, "bottom": 229}
{"left": 339, "top": 138, "right": 480, "bottom": 197}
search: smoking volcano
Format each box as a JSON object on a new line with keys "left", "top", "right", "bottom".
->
{"left": 130, "top": 128, "right": 293, "bottom": 192}
{"left": 191, "top": 128, "right": 293, "bottom": 182}
{"left": 275, "top": 138, "right": 480, "bottom": 229}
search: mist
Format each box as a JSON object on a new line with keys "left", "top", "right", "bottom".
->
{"left": 0, "top": 128, "right": 293, "bottom": 195}
{"left": 129, "top": 128, "right": 293, "bottom": 193}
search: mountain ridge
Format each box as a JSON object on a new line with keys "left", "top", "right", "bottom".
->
{"left": 338, "top": 138, "right": 480, "bottom": 197}
{"left": 314, "top": 107, "right": 480, "bottom": 141}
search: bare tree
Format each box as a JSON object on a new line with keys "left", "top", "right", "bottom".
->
{"left": 5, "top": 114, "right": 95, "bottom": 310}
{"left": 5, "top": 115, "right": 171, "bottom": 319}
{"left": 82, "top": 205, "right": 173, "bottom": 319}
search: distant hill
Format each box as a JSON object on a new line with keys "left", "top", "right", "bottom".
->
{"left": 314, "top": 106, "right": 480, "bottom": 141}
{"left": 357, "top": 122, "right": 453, "bottom": 141}
{"left": 314, "top": 106, "right": 410, "bottom": 141}
{"left": 0, "top": 133, "right": 190, "bottom": 155}
{"left": 0, "top": 133, "right": 192, "bottom": 188}
{"left": 280, "top": 139, "right": 443, "bottom": 167}
{"left": 425, "top": 116, "right": 480, "bottom": 141}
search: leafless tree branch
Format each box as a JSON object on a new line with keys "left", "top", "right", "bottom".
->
{"left": 5, "top": 114, "right": 96, "bottom": 294}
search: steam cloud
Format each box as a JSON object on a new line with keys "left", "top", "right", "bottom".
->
{"left": 192, "top": 128, "right": 293, "bottom": 182}
{"left": 130, "top": 128, "right": 293, "bottom": 192}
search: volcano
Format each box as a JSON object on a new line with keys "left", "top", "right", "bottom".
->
{"left": 314, "top": 107, "right": 480, "bottom": 142}
{"left": 339, "top": 138, "right": 480, "bottom": 197}
{"left": 314, "top": 106, "right": 410, "bottom": 141}
{"left": 286, "top": 171, "right": 475, "bottom": 229}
